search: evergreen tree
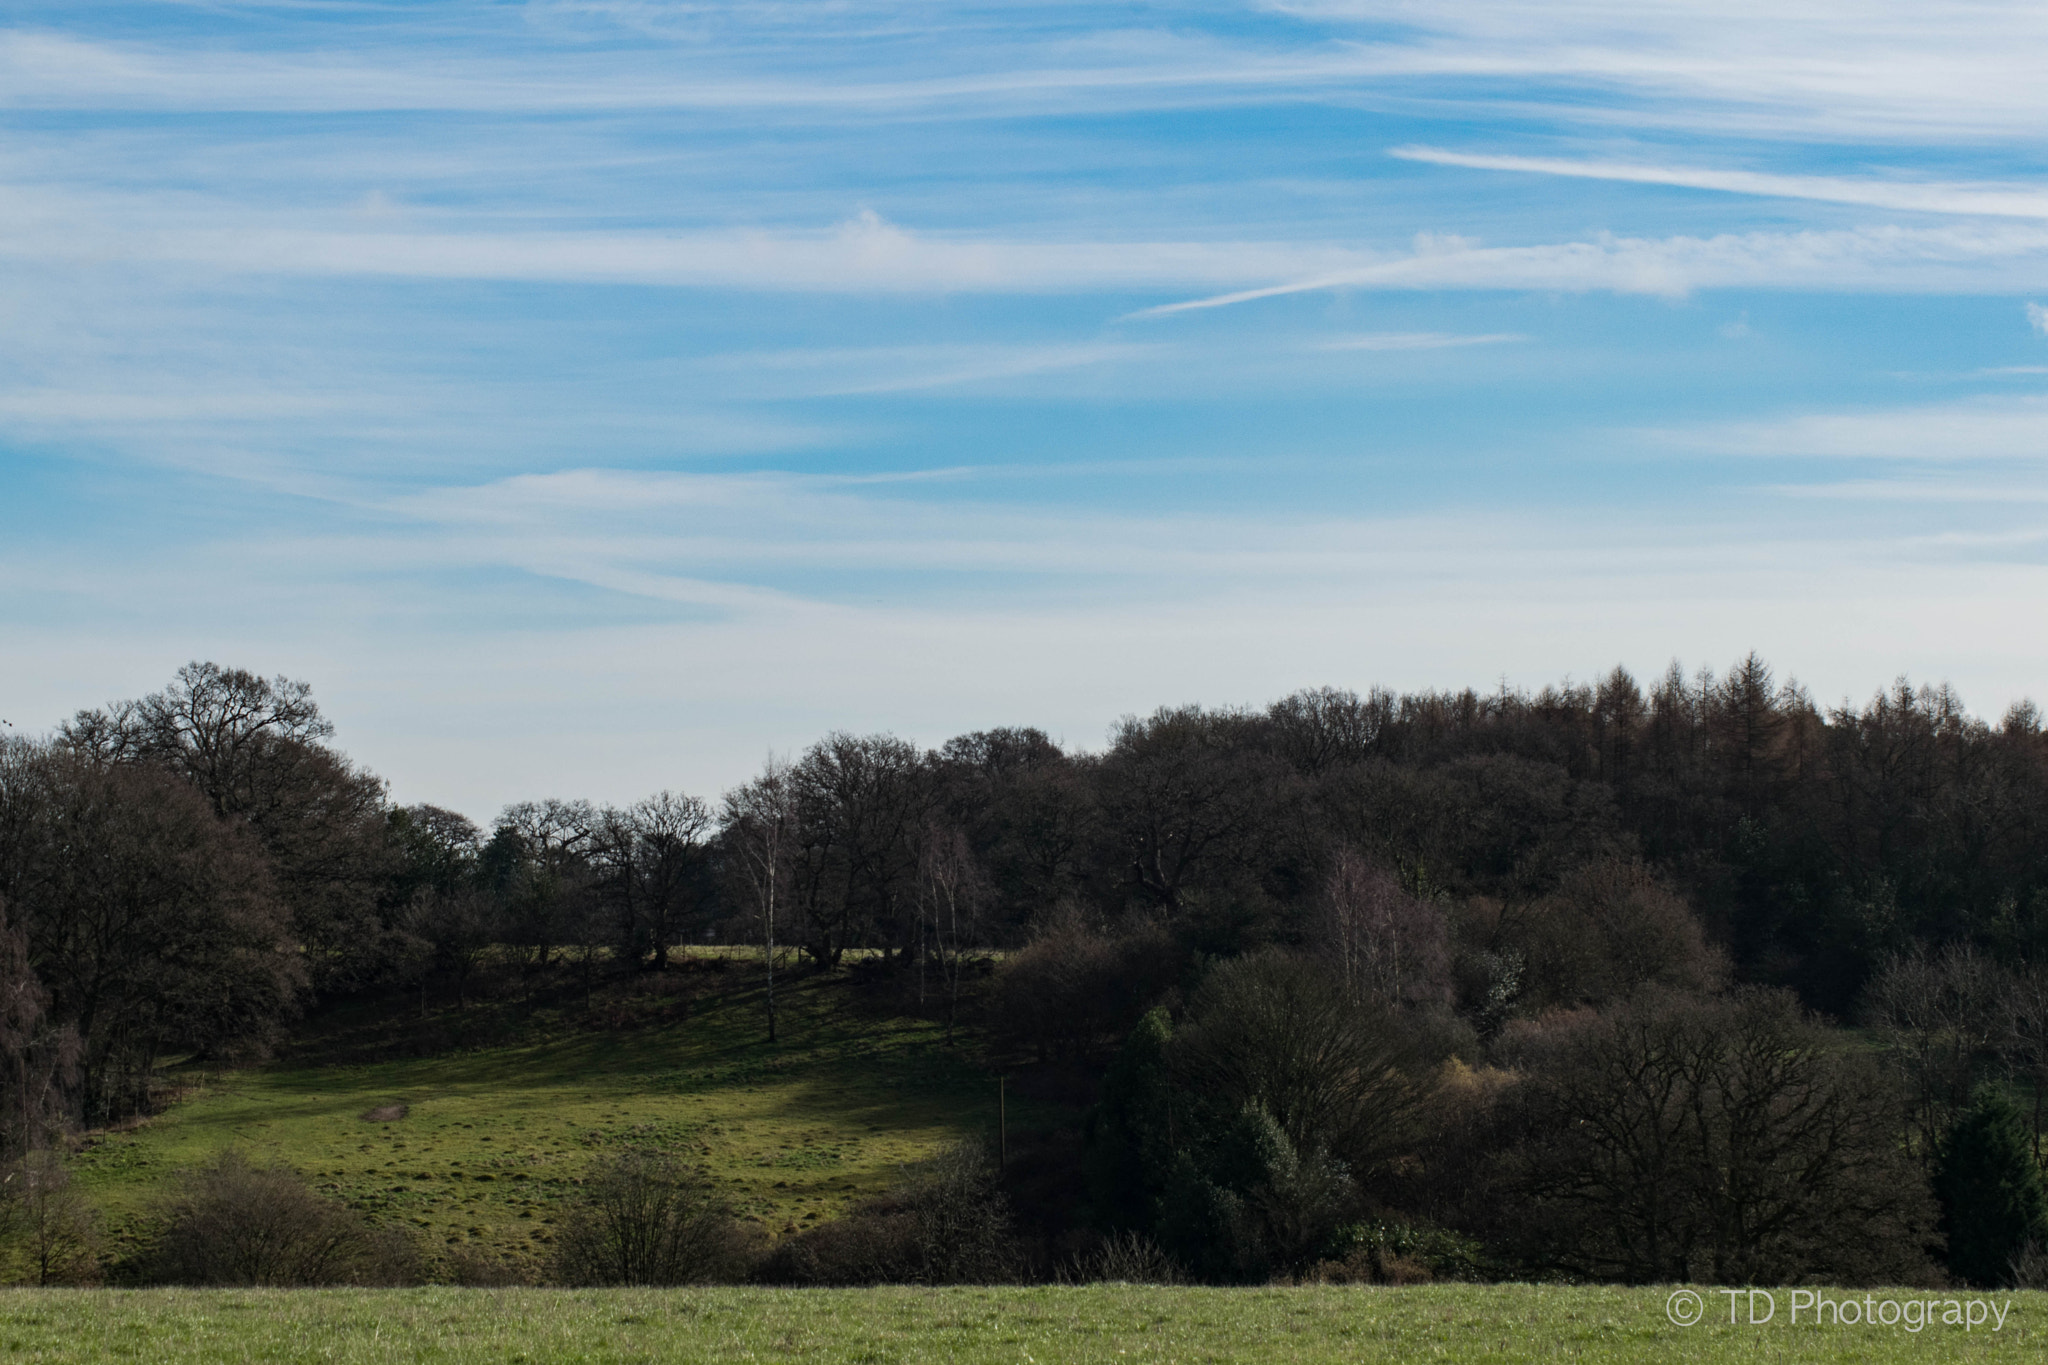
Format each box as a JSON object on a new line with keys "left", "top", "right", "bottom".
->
{"left": 1936, "top": 1090, "right": 2048, "bottom": 1287}
{"left": 1085, "top": 1008, "right": 1176, "bottom": 1232}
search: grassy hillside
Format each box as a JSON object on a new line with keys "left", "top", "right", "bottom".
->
{"left": 68, "top": 955, "right": 1021, "bottom": 1275}
{"left": 0, "top": 1284, "right": 2038, "bottom": 1364}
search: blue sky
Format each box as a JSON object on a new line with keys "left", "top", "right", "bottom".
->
{"left": 6, "top": 2, "right": 2048, "bottom": 817}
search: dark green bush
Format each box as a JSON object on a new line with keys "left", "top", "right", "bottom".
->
{"left": 1936, "top": 1090, "right": 2048, "bottom": 1288}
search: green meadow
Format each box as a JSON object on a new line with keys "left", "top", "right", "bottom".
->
{"left": 68, "top": 957, "right": 1015, "bottom": 1274}
{"left": 51, "top": 957, "right": 2039, "bottom": 1365}
{"left": 2, "top": 1284, "right": 2039, "bottom": 1364}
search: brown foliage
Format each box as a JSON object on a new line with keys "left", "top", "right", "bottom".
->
{"left": 1460, "top": 858, "right": 1724, "bottom": 1018}
{"left": 993, "top": 907, "right": 1179, "bottom": 1062}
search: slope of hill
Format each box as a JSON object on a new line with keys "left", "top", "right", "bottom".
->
{"left": 69, "top": 956, "right": 1015, "bottom": 1276}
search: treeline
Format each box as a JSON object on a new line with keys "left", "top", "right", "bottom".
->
{"left": 5, "top": 658, "right": 2048, "bottom": 1286}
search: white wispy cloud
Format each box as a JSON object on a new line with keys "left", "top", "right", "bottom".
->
{"left": 0, "top": 194, "right": 1377, "bottom": 292}
{"left": 2029, "top": 301, "right": 2048, "bottom": 335}
{"left": 1391, "top": 146, "right": 2048, "bottom": 220}
{"left": 1269, "top": 1, "right": 2048, "bottom": 140}
{"left": 13, "top": 3, "right": 2048, "bottom": 142}
{"left": 0, "top": 26, "right": 1414, "bottom": 118}
{"left": 1313, "top": 331, "right": 1525, "bottom": 351}
{"left": 697, "top": 341, "right": 1163, "bottom": 395}
{"left": 1770, "top": 478, "right": 2048, "bottom": 504}
{"left": 1653, "top": 396, "right": 2048, "bottom": 461}
{"left": 26, "top": 186, "right": 2042, "bottom": 304}
{"left": 1138, "top": 224, "right": 2048, "bottom": 316}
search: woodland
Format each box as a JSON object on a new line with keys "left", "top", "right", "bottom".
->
{"left": 2, "top": 657, "right": 2046, "bottom": 1289}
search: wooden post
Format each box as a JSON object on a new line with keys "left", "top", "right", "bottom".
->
{"left": 998, "top": 1075, "right": 1008, "bottom": 1174}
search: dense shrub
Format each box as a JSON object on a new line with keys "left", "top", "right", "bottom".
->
{"left": 1061, "top": 1230, "right": 1181, "bottom": 1284}
{"left": 1308, "top": 1219, "right": 1482, "bottom": 1285}
{"left": 551, "top": 1148, "right": 753, "bottom": 1286}
{"left": 1086, "top": 955, "right": 1448, "bottom": 1283}
{"left": 150, "top": 1151, "right": 414, "bottom": 1286}
{"left": 756, "top": 1141, "right": 1019, "bottom": 1285}
{"left": 436, "top": 1245, "right": 530, "bottom": 1286}
{"left": 1170, "top": 950, "right": 1433, "bottom": 1177}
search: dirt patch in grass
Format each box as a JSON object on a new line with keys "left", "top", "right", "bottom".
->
{"left": 360, "top": 1104, "right": 409, "bottom": 1123}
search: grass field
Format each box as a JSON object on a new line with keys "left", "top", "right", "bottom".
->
{"left": 0, "top": 1284, "right": 2038, "bottom": 1363}
{"left": 67, "top": 956, "right": 1022, "bottom": 1274}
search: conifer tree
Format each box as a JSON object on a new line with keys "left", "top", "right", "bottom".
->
{"left": 1936, "top": 1090, "right": 2048, "bottom": 1287}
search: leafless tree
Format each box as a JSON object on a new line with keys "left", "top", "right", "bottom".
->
{"left": 0, "top": 898, "right": 75, "bottom": 1160}
{"left": 2, "top": 1149, "right": 99, "bottom": 1284}
{"left": 917, "top": 823, "right": 986, "bottom": 1043}
{"left": 62, "top": 664, "right": 394, "bottom": 995}
{"left": 1309, "top": 849, "right": 1449, "bottom": 1009}
{"left": 1864, "top": 942, "right": 2009, "bottom": 1152}
{"left": 1097, "top": 707, "right": 1296, "bottom": 920}
{"left": 594, "top": 792, "right": 712, "bottom": 972}
{"left": 0, "top": 741, "right": 300, "bottom": 1123}
{"left": 551, "top": 1148, "right": 751, "bottom": 1286}
{"left": 1495, "top": 989, "right": 1937, "bottom": 1285}
{"left": 492, "top": 798, "right": 596, "bottom": 978}
{"left": 1266, "top": 686, "right": 1394, "bottom": 776}
{"left": 152, "top": 1151, "right": 414, "bottom": 1286}
{"left": 1171, "top": 949, "right": 1430, "bottom": 1179}
{"left": 782, "top": 734, "right": 932, "bottom": 966}
{"left": 724, "top": 759, "right": 795, "bottom": 1043}
{"left": 1997, "top": 961, "right": 2048, "bottom": 1162}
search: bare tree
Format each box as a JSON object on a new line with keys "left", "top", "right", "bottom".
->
{"left": 489, "top": 799, "right": 596, "bottom": 978}
{"left": 1266, "top": 686, "right": 1393, "bottom": 776}
{"left": 0, "top": 898, "right": 75, "bottom": 1160}
{"left": 595, "top": 792, "right": 713, "bottom": 972}
{"left": 1864, "top": 943, "right": 2009, "bottom": 1152}
{"left": 782, "top": 734, "right": 931, "bottom": 966}
{"left": 917, "top": 824, "right": 986, "bottom": 1043}
{"left": 1097, "top": 707, "right": 1297, "bottom": 921}
{"left": 2, "top": 1149, "right": 100, "bottom": 1284}
{"left": 724, "top": 759, "right": 795, "bottom": 1043}
{"left": 399, "top": 887, "right": 498, "bottom": 1012}
{"left": 62, "top": 664, "right": 394, "bottom": 996}
{"left": 1998, "top": 962, "right": 2048, "bottom": 1162}
{"left": 551, "top": 1149, "right": 750, "bottom": 1286}
{"left": 152, "top": 1151, "right": 413, "bottom": 1286}
{"left": 0, "top": 742, "right": 300, "bottom": 1124}
{"left": 1496, "top": 989, "right": 1937, "bottom": 1285}
{"left": 1171, "top": 949, "right": 1430, "bottom": 1179}
{"left": 1309, "top": 849, "right": 1449, "bottom": 1009}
